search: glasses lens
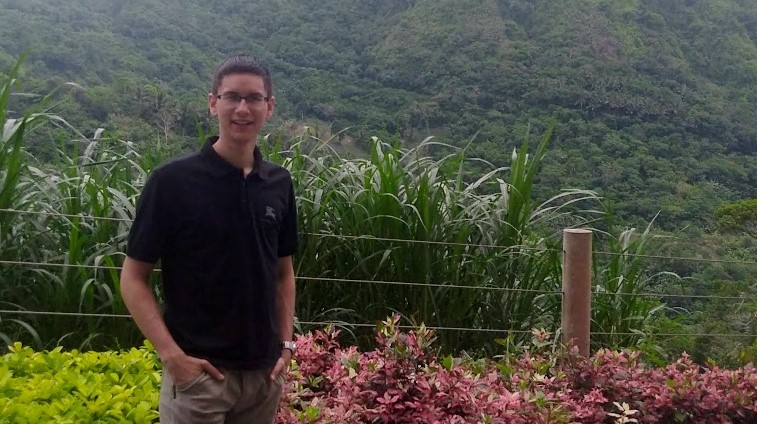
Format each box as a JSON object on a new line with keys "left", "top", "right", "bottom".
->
{"left": 223, "top": 93, "right": 242, "bottom": 103}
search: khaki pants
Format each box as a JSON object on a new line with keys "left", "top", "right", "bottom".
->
{"left": 159, "top": 368, "right": 284, "bottom": 424}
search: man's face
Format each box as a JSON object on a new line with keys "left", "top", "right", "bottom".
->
{"left": 208, "top": 73, "right": 274, "bottom": 145}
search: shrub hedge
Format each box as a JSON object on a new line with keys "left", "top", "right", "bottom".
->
{"left": 2, "top": 319, "right": 756, "bottom": 423}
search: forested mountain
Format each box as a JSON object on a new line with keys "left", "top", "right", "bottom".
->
{"left": 1, "top": 0, "right": 756, "bottom": 363}
{"left": 1, "top": 0, "right": 756, "bottom": 230}
{"left": 2, "top": 0, "right": 755, "bottom": 229}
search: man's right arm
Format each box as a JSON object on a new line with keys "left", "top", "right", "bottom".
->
{"left": 120, "top": 257, "right": 224, "bottom": 383}
{"left": 120, "top": 257, "right": 183, "bottom": 361}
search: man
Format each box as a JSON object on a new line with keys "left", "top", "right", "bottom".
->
{"left": 120, "top": 55, "right": 298, "bottom": 423}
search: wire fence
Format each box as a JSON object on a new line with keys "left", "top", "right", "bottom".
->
{"left": 2, "top": 207, "right": 756, "bottom": 265}
{"left": 1, "top": 207, "right": 756, "bottom": 344}
{"left": 0, "top": 259, "right": 754, "bottom": 301}
{"left": 3, "top": 308, "right": 757, "bottom": 339}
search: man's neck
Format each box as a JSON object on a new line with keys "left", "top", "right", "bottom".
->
{"left": 213, "top": 137, "right": 257, "bottom": 176}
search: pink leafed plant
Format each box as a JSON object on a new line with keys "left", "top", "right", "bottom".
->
{"left": 276, "top": 316, "right": 757, "bottom": 423}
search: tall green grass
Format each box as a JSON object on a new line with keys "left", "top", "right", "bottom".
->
{"left": 591, "top": 218, "right": 672, "bottom": 350}
{"left": 274, "top": 129, "right": 605, "bottom": 352}
{"left": 0, "top": 57, "right": 150, "bottom": 349}
{"left": 25, "top": 135, "right": 148, "bottom": 348}
{"left": 2, "top": 57, "right": 663, "bottom": 356}
{"left": 0, "top": 55, "right": 59, "bottom": 348}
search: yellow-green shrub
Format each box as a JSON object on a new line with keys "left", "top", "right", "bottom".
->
{"left": 0, "top": 342, "right": 160, "bottom": 423}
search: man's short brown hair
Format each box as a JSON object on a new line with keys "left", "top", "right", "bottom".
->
{"left": 211, "top": 55, "right": 273, "bottom": 97}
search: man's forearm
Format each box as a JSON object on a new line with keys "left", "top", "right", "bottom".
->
{"left": 277, "top": 274, "right": 295, "bottom": 342}
{"left": 121, "top": 273, "right": 182, "bottom": 361}
{"left": 276, "top": 257, "right": 296, "bottom": 343}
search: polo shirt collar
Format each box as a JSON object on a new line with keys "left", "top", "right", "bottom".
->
{"left": 201, "top": 136, "right": 269, "bottom": 179}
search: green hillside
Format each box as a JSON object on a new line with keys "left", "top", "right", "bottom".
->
{"left": 1, "top": 0, "right": 755, "bottom": 229}
{"left": 1, "top": 0, "right": 756, "bottom": 363}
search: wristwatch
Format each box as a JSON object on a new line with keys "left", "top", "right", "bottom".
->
{"left": 281, "top": 340, "right": 296, "bottom": 352}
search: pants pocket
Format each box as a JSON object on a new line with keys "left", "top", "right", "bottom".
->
{"left": 175, "top": 372, "right": 210, "bottom": 392}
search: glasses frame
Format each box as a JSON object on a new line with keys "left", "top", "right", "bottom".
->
{"left": 216, "top": 92, "right": 270, "bottom": 106}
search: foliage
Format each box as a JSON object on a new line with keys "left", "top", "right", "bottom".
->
{"left": 591, "top": 219, "right": 670, "bottom": 349}
{"left": 0, "top": 59, "right": 151, "bottom": 350}
{"left": 716, "top": 198, "right": 757, "bottom": 237}
{"left": 0, "top": 341, "right": 160, "bottom": 423}
{"left": 282, "top": 128, "right": 603, "bottom": 352}
{"left": 1, "top": 57, "right": 753, "bottom": 365}
{"left": 5, "top": 320, "right": 757, "bottom": 423}
{"left": 1, "top": 0, "right": 756, "bottom": 231}
{"left": 1, "top": 71, "right": 650, "bottom": 359}
{"left": 288, "top": 317, "right": 757, "bottom": 423}
{"left": 642, "top": 228, "right": 757, "bottom": 368}
{"left": 2, "top": 0, "right": 757, "bottom": 363}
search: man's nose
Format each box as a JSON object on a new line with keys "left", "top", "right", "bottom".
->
{"left": 235, "top": 99, "right": 251, "bottom": 112}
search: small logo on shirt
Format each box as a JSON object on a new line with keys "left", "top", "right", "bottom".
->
{"left": 265, "top": 206, "right": 277, "bottom": 221}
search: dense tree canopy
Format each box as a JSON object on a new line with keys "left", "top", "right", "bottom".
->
{"left": 1, "top": 0, "right": 755, "bottom": 230}
{"left": 1, "top": 0, "right": 756, "bottom": 364}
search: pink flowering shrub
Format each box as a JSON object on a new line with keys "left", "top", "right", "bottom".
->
{"left": 550, "top": 349, "right": 757, "bottom": 423}
{"left": 276, "top": 317, "right": 757, "bottom": 423}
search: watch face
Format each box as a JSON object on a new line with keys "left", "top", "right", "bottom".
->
{"left": 282, "top": 341, "right": 296, "bottom": 351}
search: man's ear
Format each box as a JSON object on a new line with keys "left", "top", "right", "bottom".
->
{"left": 266, "top": 96, "right": 276, "bottom": 119}
{"left": 208, "top": 92, "right": 218, "bottom": 116}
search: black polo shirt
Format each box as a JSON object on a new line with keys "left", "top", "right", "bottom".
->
{"left": 127, "top": 136, "right": 298, "bottom": 370}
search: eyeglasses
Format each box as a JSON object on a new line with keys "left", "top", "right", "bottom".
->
{"left": 216, "top": 92, "right": 269, "bottom": 106}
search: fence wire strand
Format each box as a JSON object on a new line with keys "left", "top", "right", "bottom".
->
{"left": 1, "top": 207, "right": 756, "bottom": 265}
{"left": 2, "top": 310, "right": 755, "bottom": 339}
{"left": 0, "top": 310, "right": 536, "bottom": 334}
{"left": 2, "top": 259, "right": 757, "bottom": 301}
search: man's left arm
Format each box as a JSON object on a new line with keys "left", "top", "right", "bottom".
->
{"left": 276, "top": 255, "right": 296, "bottom": 345}
{"left": 271, "top": 179, "right": 298, "bottom": 380}
{"left": 270, "top": 255, "right": 295, "bottom": 380}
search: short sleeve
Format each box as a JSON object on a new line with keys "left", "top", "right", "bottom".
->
{"left": 127, "top": 169, "right": 169, "bottom": 263}
{"left": 277, "top": 181, "right": 299, "bottom": 257}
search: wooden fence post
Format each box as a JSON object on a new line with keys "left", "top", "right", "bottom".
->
{"left": 561, "top": 228, "right": 592, "bottom": 357}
